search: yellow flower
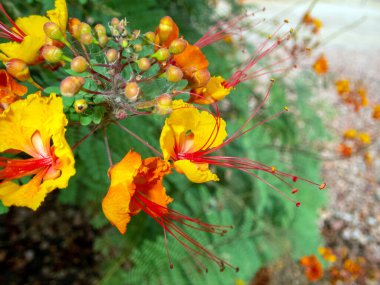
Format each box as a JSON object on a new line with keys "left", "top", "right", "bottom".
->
{"left": 336, "top": 79, "right": 350, "bottom": 95}
{"left": 343, "top": 128, "right": 357, "bottom": 139}
{"left": 0, "top": 0, "right": 68, "bottom": 64}
{"left": 358, "top": 133, "right": 371, "bottom": 145}
{"left": 190, "top": 76, "right": 233, "bottom": 104}
{"left": 0, "top": 92, "right": 75, "bottom": 210}
{"left": 318, "top": 247, "right": 337, "bottom": 263}
{"left": 160, "top": 100, "right": 227, "bottom": 183}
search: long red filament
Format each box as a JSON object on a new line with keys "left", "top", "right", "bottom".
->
{"left": 0, "top": 4, "right": 25, "bottom": 42}
{"left": 0, "top": 156, "right": 53, "bottom": 181}
{"left": 132, "top": 192, "right": 239, "bottom": 272}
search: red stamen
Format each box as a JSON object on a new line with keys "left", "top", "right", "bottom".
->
{"left": 0, "top": 156, "right": 53, "bottom": 181}
{"left": 132, "top": 192, "right": 239, "bottom": 272}
{"left": 0, "top": 4, "right": 26, "bottom": 43}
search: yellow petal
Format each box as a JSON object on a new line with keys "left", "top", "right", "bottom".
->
{"left": 0, "top": 93, "right": 76, "bottom": 210}
{"left": 174, "top": 160, "right": 219, "bottom": 183}
{"left": 102, "top": 151, "right": 142, "bottom": 234}
{"left": 0, "top": 35, "right": 45, "bottom": 64}
{"left": 0, "top": 173, "right": 47, "bottom": 211}
{"left": 193, "top": 76, "right": 232, "bottom": 104}
{"left": 46, "top": 0, "right": 68, "bottom": 32}
{"left": 15, "top": 15, "right": 49, "bottom": 39}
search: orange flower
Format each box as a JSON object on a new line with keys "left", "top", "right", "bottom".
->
{"left": 372, "top": 104, "right": 380, "bottom": 119}
{"left": 343, "top": 129, "right": 357, "bottom": 139}
{"left": 318, "top": 247, "right": 337, "bottom": 263}
{"left": 312, "top": 18, "right": 323, "bottom": 34}
{"left": 343, "top": 259, "right": 362, "bottom": 276}
{"left": 339, "top": 143, "right": 352, "bottom": 157}
{"left": 300, "top": 255, "right": 323, "bottom": 281}
{"left": 302, "top": 13, "right": 314, "bottom": 25}
{"left": 0, "top": 69, "right": 27, "bottom": 111}
{"left": 102, "top": 150, "right": 237, "bottom": 271}
{"left": 313, "top": 54, "right": 328, "bottom": 75}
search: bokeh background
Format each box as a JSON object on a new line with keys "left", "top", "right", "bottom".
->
{"left": 0, "top": 0, "right": 379, "bottom": 284}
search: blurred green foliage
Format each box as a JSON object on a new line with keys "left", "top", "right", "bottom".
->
{"left": 3, "top": 0, "right": 329, "bottom": 284}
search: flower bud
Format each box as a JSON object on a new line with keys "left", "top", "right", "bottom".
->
{"left": 94, "top": 24, "right": 107, "bottom": 37}
{"left": 41, "top": 45, "right": 63, "bottom": 63}
{"left": 60, "top": 76, "right": 85, "bottom": 97}
{"left": 133, "top": 44, "right": 142, "bottom": 52}
{"left": 151, "top": 48, "right": 170, "bottom": 62}
{"left": 169, "top": 38, "right": 187, "bottom": 54}
{"left": 110, "top": 17, "right": 120, "bottom": 27}
{"left": 106, "top": 49, "right": 118, "bottom": 63}
{"left": 98, "top": 35, "right": 109, "bottom": 47}
{"left": 120, "top": 39, "right": 128, "bottom": 48}
{"left": 137, "top": 58, "right": 151, "bottom": 71}
{"left": 155, "top": 93, "right": 172, "bottom": 115}
{"left": 80, "top": 33, "right": 93, "bottom": 45}
{"left": 74, "top": 99, "right": 88, "bottom": 113}
{"left": 71, "top": 56, "right": 88, "bottom": 73}
{"left": 79, "top": 22, "right": 92, "bottom": 36}
{"left": 190, "top": 69, "right": 210, "bottom": 88}
{"left": 6, "top": 59, "right": 30, "bottom": 81}
{"left": 158, "top": 16, "right": 175, "bottom": 42}
{"left": 68, "top": 18, "right": 81, "bottom": 39}
{"left": 143, "top": 31, "right": 155, "bottom": 43}
{"left": 43, "top": 22, "right": 64, "bottom": 41}
{"left": 124, "top": 82, "right": 140, "bottom": 102}
{"left": 165, "top": 65, "right": 183, "bottom": 83}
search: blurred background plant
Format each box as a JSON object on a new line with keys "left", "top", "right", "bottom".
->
{"left": 0, "top": 0, "right": 378, "bottom": 284}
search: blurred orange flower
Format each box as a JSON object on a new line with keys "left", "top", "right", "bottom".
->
{"left": 318, "top": 247, "right": 337, "bottom": 263}
{"left": 300, "top": 255, "right": 323, "bottom": 281}
{"left": 313, "top": 54, "right": 328, "bottom": 75}
{"left": 0, "top": 69, "right": 27, "bottom": 112}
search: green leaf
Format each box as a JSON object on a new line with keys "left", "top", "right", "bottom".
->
{"left": 93, "top": 106, "right": 106, "bottom": 124}
{"left": 93, "top": 95, "right": 107, "bottom": 104}
{"left": 80, "top": 115, "right": 93, "bottom": 126}
{"left": 62, "top": 96, "right": 75, "bottom": 111}
{"left": 0, "top": 201, "right": 8, "bottom": 215}
{"left": 43, "top": 86, "right": 61, "bottom": 95}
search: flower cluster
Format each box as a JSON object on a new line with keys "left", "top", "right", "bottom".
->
{"left": 0, "top": 0, "right": 326, "bottom": 271}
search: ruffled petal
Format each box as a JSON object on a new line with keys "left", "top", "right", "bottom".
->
{"left": 46, "top": 0, "right": 68, "bottom": 33}
{"left": 192, "top": 76, "right": 232, "bottom": 104}
{"left": 0, "top": 172, "right": 47, "bottom": 210}
{"left": 0, "top": 35, "right": 45, "bottom": 64}
{"left": 102, "top": 151, "right": 142, "bottom": 234}
{"left": 174, "top": 159, "right": 219, "bottom": 183}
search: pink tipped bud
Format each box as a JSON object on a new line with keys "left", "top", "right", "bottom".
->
{"left": 79, "top": 22, "right": 92, "bottom": 36}
{"left": 74, "top": 99, "right": 88, "bottom": 113}
{"left": 71, "top": 56, "right": 88, "bottom": 73}
{"left": 169, "top": 38, "right": 187, "bottom": 54}
{"left": 60, "top": 76, "right": 85, "bottom": 97}
{"left": 144, "top": 31, "right": 155, "bottom": 43}
{"left": 165, "top": 65, "right": 183, "bottom": 83}
{"left": 110, "top": 17, "right": 120, "bottom": 27}
{"left": 68, "top": 18, "right": 81, "bottom": 39}
{"left": 190, "top": 69, "right": 210, "bottom": 88}
{"left": 133, "top": 44, "right": 142, "bottom": 52}
{"left": 80, "top": 33, "right": 93, "bottom": 45}
{"left": 124, "top": 82, "right": 140, "bottom": 102}
{"left": 155, "top": 93, "right": 172, "bottom": 115}
{"left": 6, "top": 59, "right": 30, "bottom": 81}
{"left": 137, "top": 58, "right": 151, "bottom": 71}
{"left": 106, "top": 49, "right": 118, "bottom": 63}
{"left": 151, "top": 48, "right": 170, "bottom": 62}
{"left": 43, "top": 22, "right": 64, "bottom": 41}
{"left": 319, "top": 182, "right": 326, "bottom": 190}
{"left": 98, "top": 35, "right": 109, "bottom": 47}
{"left": 41, "top": 45, "right": 63, "bottom": 63}
{"left": 94, "top": 24, "right": 107, "bottom": 37}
